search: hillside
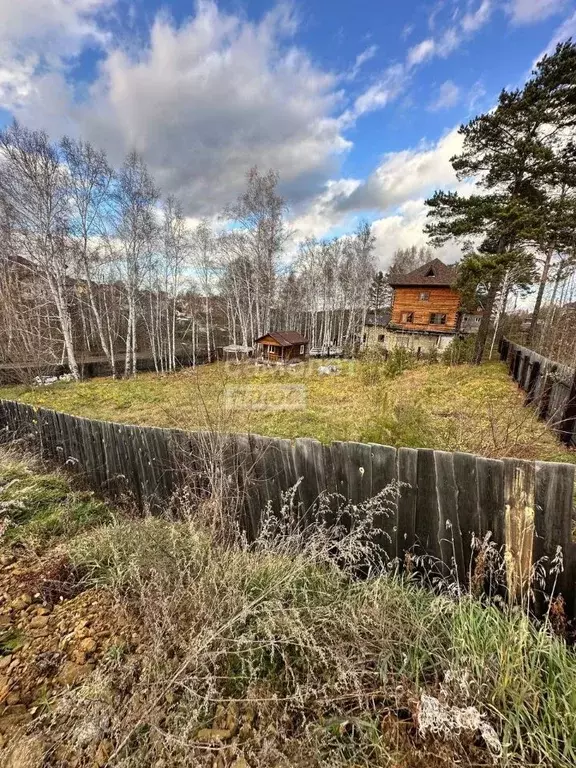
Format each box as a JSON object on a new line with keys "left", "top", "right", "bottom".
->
{"left": 1, "top": 448, "right": 576, "bottom": 767}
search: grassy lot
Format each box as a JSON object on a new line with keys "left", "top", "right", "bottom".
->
{"left": 1, "top": 358, "right": 573, "bottom": 462}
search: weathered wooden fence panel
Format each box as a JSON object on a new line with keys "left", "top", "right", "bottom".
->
{"left": 1, "top": 398, "right": 575, "bottom": 614}
{"left": 501, "top": 338, "right": 576, "bottom": 446}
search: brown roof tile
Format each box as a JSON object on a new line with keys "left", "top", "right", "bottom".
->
{"left": 255, "top": 331, "right": 309, "bottom": 347}
{"left": 388, "top": 258, "right": 457, "bottom": 287}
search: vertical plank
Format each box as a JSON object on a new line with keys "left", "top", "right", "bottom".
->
{"left": 503, "top": 459, "right": 536, "bottom": 602}
{"left": 475, "top": 457, "right": 505, "bottom": 546}
{"left": 343, "top": 441, "right": 373, "bottom": 506}
{"left": 434, "top": 450, "right": 465, "bottom": 584}
{"left": 369, "top": 443, "right": 398, "bottom": 563}
{"left": 292, "top": 437, "right": 324, "bottom": 521}
{"left": 329, "top": 442, "right": 350, "bottom": 502}
{"left": 534, "top": 461, "right": 575, "bottom": 610}
{"left": 453, "top": 452, "right": 479, "bottom": 575}
{"left": 414, "top": 449, "right": 444, "bottom": 565}
{"left": 396, "top": 447, "right": 418, "bottom": 564}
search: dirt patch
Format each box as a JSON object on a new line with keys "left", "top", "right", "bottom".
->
{"left": 0, "top": 549, "right": 138, "bottom": 757}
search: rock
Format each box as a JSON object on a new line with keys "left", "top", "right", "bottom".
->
{"left": 6, "top": 691, "right": 21, "bottom": 705}
{"left": 94, "top": 739, "right": 113, "bottom": 767}
{"left": 0, "top": 675, "right": 11, "bottom": 702}
{"left": 28, "top": 615, "right": 49, "bottom": 629}
{"left": 5, "top": 735, "right": 46, "bottom": 768}
{"left": 195, "top": 728, "right": 234, "bottom": 743}
{"left": 79, "top": 637, "right": 97, "bottom": 654}
{"left": 0, "top": 656, "right": 12, "bottom": 670}
{"left": 10, "top": 595, "right": 32, "bottom": 611}
{"left": 29, "top": 628, "right": 49, "bottom": 639}
{"left": 0, "top": 712, "right": 30, "bottom": 734}
{"left": 74, "top": 720, "right": 101, "bottom": 747}
{"left": 4, "top": 704, "right": 26, "bottom": 716}
{"left": 0, "top": 614, "right": 12, "bottom": 629}
{"left": 57, "top": 661, "right": 93, "bottom": 686}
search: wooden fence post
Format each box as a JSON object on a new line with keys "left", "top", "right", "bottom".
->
{"left": 525, "top": 361, "right": 541, "bottom": 405}
{"left": 559, "top": 371, "right": 576, "bottom": 446}
{"left": 539, "top": 365, "right": 555, "bottom": 421}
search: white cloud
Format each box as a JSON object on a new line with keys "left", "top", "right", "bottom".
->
{"left": 406, "top": 0, "right": 493, "bottom": 72}
{"left": 428, "top": 80, "right": 460, "bottom": 111}
{"left": 0, "top": 0, "right": 113, "bottom": 108}
{"left": 288, "top": 128, "right": 472, "bottom": 263}
{"left": 16, "top": 1, "right": 350, "bottom": 216}
{"left": 349, "top": 64, "right": 406, "bottom": 118}
{"left": 337, "top": 127, "right": 464, "bottom": 213}
{"left": 371, "top": 199, "right": 463, "bottom": 269}
{"left": 346, "top": 44, "right": 378, "bottom": 81}
{"left": 462, "top": 0, "right": 493, "bottom": 32}
{"left": 534, "top": 10, "right": 576, "bottom": 61}
{"left": 467, "top": 79, "right": 487, "bottom": 113}
{"left": 509, "top": 0, "right": 568, "bottom": 25}
{"left": 407, "top": 39, "right": 436, "bottom": 67}
{"left": 290, "top": 178, "right": 362, "bottom": 239}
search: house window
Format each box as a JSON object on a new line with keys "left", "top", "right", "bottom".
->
{"left": 401, "top": 312, "right": 414, "bottom": 323}
{"left": 419, "top": 291, "right": 430, "bottom": 301}
{"left": 299, "top": 345, "right": 305, "bottom": 355}
{"left": 378, "top": 334, "right": 385, "bottom": 342}
{"left": 429, "top": 313, "right": 447, "bottom": 325}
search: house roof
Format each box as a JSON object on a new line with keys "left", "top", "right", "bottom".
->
{"left": 255, "top": 331, "right": 309, "bottom": 347}
{"left": 364, "top": 312, "right": 391, "bottom": 327}
{"left": 388, "top": 258, "right": 457, "bottom": 287}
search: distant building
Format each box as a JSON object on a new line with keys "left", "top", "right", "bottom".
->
{"left": 362, "top": 258, "right": 481, "bottom": 354}
{"left": 459, "top": 312, "right": 482, "bottom": 334}
{"left": 362, "top": 312, "right": 391, "bottom": 346}
{"left": 254, "top": 331, "right": 309, "bottom": 363}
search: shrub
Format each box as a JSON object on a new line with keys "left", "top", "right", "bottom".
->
{"left": 357, "top": 345, "right": 387, "bottom": 385}
{"left": 382, "top": 346, "right": 415, "bottom": 377}
{"left": 443, "top": 335, "right": 476, "bottom": 365}
{"left": 361, "top": 393, "right": 437, "bottom": 448}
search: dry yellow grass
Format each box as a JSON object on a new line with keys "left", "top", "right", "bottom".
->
{"left": 1, "top": 360, "right": 573, "bottom": 462}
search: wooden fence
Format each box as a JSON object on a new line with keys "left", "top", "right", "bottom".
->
{"left": 500, "top": 338, "right": 576, "bottom": 448}
{"left": 1, "top": 398, "right": 575, "bottom": 613}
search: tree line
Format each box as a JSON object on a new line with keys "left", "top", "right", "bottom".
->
{"left": 0, "top": 130, "right": 378, "bottom": 380}
{"left": 1, "top": 40, "right": 574, "bottom": 381}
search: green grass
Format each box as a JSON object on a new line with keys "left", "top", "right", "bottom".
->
{"left": 0, "top": 448, "right": 113, "bottom": 546}
{"left": 1, "top": 359, "right": 572, "bottom": 462}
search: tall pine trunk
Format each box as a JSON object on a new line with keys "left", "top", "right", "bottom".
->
{"left": 474, "top": 279, "right": 500, "bottom": 365}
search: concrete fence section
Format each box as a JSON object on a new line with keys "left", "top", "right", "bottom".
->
{"left": 1, "top": 398, "right": 575, "bottom": 614}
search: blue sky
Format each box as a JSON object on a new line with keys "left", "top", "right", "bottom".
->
{"left": 0, "top": 0, "right": 574, "bottom": 266}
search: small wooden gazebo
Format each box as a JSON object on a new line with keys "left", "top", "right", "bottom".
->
{"left": 254, "top": 331, "right": 309, "bottom": 363}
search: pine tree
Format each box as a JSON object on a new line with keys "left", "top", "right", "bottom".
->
{"left": 425, "top": 41, "right": 576, "bottom": 362}
{"left": 369, "top": 271, "right": 386, "bottom": 314}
